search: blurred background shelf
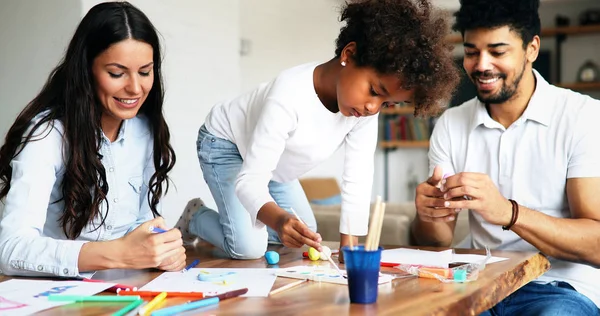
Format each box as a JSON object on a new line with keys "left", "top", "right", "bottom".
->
{"left": 557, "top": 82, "right": 600, "bottom": 91}
{"left": 379, "top": 140, "right": 430, "bottom": 149}
{"left": 380, "top": 107, "right": 415, "bottom": 115}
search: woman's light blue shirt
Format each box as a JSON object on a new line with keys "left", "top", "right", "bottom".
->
{"left": 0, "top": 114, "right": 156, "bottom": 277}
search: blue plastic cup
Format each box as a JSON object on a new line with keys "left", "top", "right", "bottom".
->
{"left": 342, "top": 245, "right": 382, "bottom": 304}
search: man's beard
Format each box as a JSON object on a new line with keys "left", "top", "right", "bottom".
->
{"left": 472, "top": 61, "right": 526, "bottom": 104}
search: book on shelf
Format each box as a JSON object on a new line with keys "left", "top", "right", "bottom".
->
{"left": 383, "top": 116, "right": 433, "bottom": 141}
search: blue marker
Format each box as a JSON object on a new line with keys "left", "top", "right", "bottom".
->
{"left": 149, "top": 226, "right": 167, "bottom": 233}
{"left": 151, "top": 297, "right": 219, "bottom": 316}
{"left": 151, "top": 288, "right": 247, "bottom": 316}
{"left": 182, "top": 259, "right": 200, "bottom": 273}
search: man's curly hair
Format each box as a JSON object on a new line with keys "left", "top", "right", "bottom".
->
{"left": 453, "top": 0, "right": 541, "bottom": 48}
{"left": 335, "top": 0, "right": 459, "bottom": 116}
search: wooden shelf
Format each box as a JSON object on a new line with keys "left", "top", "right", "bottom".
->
{"left": 541, "top": 24, "right": 600, "bottom": 37}
{"left": 446, "top": 33, "right": 462, "bottom": 44}
{"left": 557, "top": 82, "right": 600, "bottom": 91}
{"left": 379, "top": 140, "right": 430, "bottom": 148}
{"left": 380, "top": 106, "right": 415, "bottom": 115}
{"left": 446, "top": 24, "right": 600, "bottom": 44}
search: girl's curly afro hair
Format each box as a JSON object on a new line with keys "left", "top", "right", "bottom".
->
{"left": 335, "top": 0, "right": 460, "bottom": 116}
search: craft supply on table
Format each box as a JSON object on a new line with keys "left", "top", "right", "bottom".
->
{"left": 112, "top": 299, "right": 144, "bottom": 316}
{"left": 0, "top": 279, "right": 115, "bottom": 316}
{"left": 342, "top": 245, "right": 383, "bottom": 304}
{"left": 395, "top": 247, "right": 493, "bottom": 283}
{"left": 276, "top": 265, "right": 393, "bottom": 285}
{"left": 303, "top": 248, "right": 339, "bottom": 260}
{"left": 182, "top": 259, "right": 200, "bottom": 273}
{"left": 82, "top": 278, "right": 137, "bottom": 292}
{"left": 265, "top": 251, "right": 280, "bottom": 265}
{"left": 140, "top": 268, "right": 276, "bottom": 297}
{"left": 268, "top": 279, "right": 308, "bottom": 296}
{"left": 150, "top": 288, "right": 248, "bottom": 316}
{"left": 47, "top": 295, "right": 141, "bottom": 302}
{"left": 139, "top": 291, "right": 167, "bottom": 315}
{"left": 197, "top": 271, "right": 237, "bottom": 282}
{"left": 149, "top": 226, "right": 167, "bottom": 233}
{"left": 117, "top": 290, "right": 205, "bottom": 298}
{"left": 341, "top": 195, "right": 386, "bottom": 304}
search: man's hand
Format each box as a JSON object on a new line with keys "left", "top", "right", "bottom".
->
{"left": 415, "top": 166, "right": 457, "bottom": 222}
{"left": 441, "top": 172, "right": 512, "bottom": 226}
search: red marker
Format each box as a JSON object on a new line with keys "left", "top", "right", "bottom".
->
{"left": 82, "top": 278, "right": 137, "bottom": 292}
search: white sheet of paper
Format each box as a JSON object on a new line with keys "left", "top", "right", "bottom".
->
{"left": 140, "top": 268, "right": 277, "bottom": 297}
{"left": 381, "top": 248, "right": 454, "bottom": 267}
{"left": 453, "top": 253, "right": 507, "bottom": 264}
{"left": 0, "top": 279, "right": 114, "bottom": 316}
{"left": 381, "top": 248, "right": 508, "bottom": 267}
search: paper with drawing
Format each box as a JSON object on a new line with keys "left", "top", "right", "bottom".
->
{"left": 276, "top": 265, "right": 394, "bottom": 285}
{"left": 0, "top": 279, "right": 114, "bottom": 315}
{"left": 140, "top": 268, "right": 277, "bottom": 297}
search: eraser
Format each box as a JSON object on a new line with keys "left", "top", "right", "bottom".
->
{"left": 453, "top": 269, "right": 467, "bottom": 282}
{"left": 265, "top": 251, "right": 280, "bottom": 265}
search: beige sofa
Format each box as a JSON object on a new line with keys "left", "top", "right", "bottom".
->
{"left": 300, "top": 178, "right": 470, "bottom": 246}
{"left": 311, "top": 202, "right": 469, "bottom": 247}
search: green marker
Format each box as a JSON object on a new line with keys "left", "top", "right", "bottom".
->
{"left": 112, "top": 299, "right": 145, "bottom": 316}
{"left": 48, "top": 295, "right": 141, "bottom": 302}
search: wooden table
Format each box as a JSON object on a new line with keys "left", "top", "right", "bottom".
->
{"left": 2, "top": 244, "right": 550, "bottom": 316}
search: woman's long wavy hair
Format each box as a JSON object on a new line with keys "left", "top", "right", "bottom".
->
{"left": 0, "top": 2, "right": 175, "bottom": 239}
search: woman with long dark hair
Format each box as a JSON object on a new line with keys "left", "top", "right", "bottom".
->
{"left": 0, "top": 1, "right": 184, "bottom": 277}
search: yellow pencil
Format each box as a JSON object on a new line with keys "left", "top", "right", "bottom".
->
{"left": 139, "top": 291, "right": 167, "bottom": 315}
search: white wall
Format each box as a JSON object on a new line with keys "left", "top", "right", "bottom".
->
{"left": 0, "top": 0, "right": 81, "bottom": 140}
{"left": 1, "top": 0, "right": 241, "bottom": 225}
{"left": 0, "top": 0, "right": 81, "bottom": 217}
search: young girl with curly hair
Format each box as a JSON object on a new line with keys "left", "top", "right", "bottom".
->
{"left": 177, "top": 0, "right": 460, "bottom": 260}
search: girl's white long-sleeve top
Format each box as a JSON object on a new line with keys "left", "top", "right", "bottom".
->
{"left": 204, "top": 62, "right": 378, "bottom": 236}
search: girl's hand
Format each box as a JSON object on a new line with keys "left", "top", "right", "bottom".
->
{"left": 276, "top": 212, "right": 323, "bottom": 251}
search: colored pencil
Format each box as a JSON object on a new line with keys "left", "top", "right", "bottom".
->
{"left": 118, "top": 291, "right": 204, "bottom": 298}
{"left": 289, "top": 208, "right": 306, "bottom": 225}
{"left": 139, "top": 292, "right": 167, "bottom": 315}
{"left": 113, "top": 299, "right": 144, "bottom": 316}
{"left": 181, "top": 259, "right": 200, "bottom": 273}
{"left": 48, "top": 295, "right": 141, "bottom": 302}
{"left": 150, "top": 288, "right": 248, "bottom": 316}
{"left": 269, "top": 279, "right": 307, "bottom": 296}
{"left": 149, "top": 226, "right": 167, "bottom": 233}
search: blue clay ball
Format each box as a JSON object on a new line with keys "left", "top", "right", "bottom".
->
{"left": 265, "top": 251, "right": 280, "bottom": 265}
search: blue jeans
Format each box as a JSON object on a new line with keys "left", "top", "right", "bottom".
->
{"left": 479, "top": 281, "right": 599, "bottom": 316}
{"left": 190, "top": 125, "right": 317, "bottom": 259}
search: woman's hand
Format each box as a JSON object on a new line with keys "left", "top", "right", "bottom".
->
{"left": 114, "top": 217, "right": 186, "bottom": 270}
